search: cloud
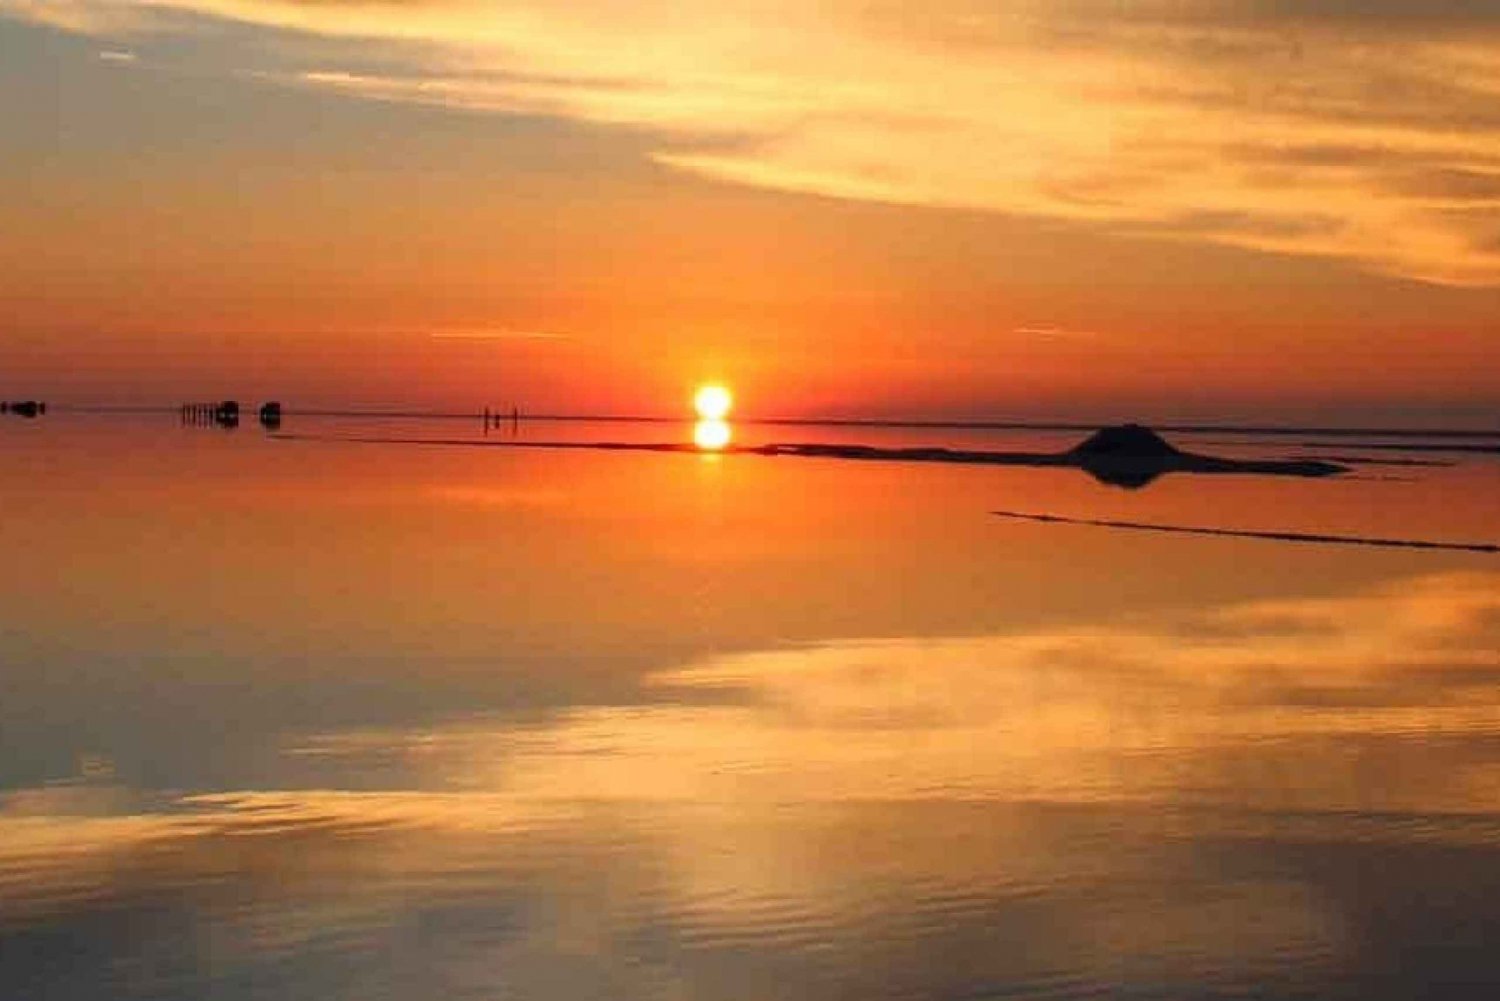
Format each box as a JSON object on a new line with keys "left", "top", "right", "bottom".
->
{"left": 1011, "top": 325, "right": 1099, "bottom": 340}
{"left": 427, "top": 327, "right": 570, "bottom": 342}
{"left": 7, "top": 0, "right": 1500, "bottom": 283}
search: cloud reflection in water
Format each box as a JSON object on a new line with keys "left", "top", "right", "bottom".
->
{"left": 3, "top": 572, "right": 1500, "bottom": 999}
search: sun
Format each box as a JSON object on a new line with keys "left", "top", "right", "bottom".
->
{"left": 693, "top": 383, "right": 733, "bottom": 421}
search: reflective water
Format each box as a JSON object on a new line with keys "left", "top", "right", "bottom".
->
{"left": 2, "top": 414, "right": 1498, "bottom": 999}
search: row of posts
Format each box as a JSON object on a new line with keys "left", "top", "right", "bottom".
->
{"left": 180, "top": 400, "right": 281, "bottom": 430}
{"left": 177, "top": 402, "right": 522, "bottom": 432}
{"left": 483, "top": 406, "right": 522, "bottom": 435}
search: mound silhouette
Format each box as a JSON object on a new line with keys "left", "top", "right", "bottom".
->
{"left": 1065, "top": 424, "right": 1344, "bottom": 488}
{"left": 1069, "top": 424, "right": 1182, "bottom": 459}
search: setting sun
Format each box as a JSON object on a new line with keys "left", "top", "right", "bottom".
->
{"left": 693, "top": 384, "right": 734, "bottom": 420}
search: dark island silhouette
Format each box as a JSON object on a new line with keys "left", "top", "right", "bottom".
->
{"left": 755, "top": 423, "right": 1345, "bottom": 487}
{"left": 276, "top": 422, "right": 1348, "bottom": 487}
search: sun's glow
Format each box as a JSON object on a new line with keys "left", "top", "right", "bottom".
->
{"left": 693, "top": 419, "right": 732, "bottom": 451}
{"left": 694, "top": 384, "right": 733, "bottom": 421}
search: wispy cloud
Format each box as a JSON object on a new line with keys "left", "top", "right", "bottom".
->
{"left": 1011, "top": 325, "right": 1100, "bottom": 340}
{"left": 428, "top": 328, "right": 570, "bottom": 342}
{"left": 9, "top": 0, "right": 1500, "bottom": 284}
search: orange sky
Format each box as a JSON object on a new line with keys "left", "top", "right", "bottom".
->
{"left": 2, "top": 1, "right": 1499, "bottom": 423}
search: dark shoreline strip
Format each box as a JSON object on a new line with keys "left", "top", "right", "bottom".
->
{"left": 273, "top": 433, "right": 701, "bottom": 453}
{"left": 271, "top": 433, "right": 1343, "bottom": 478}
{"left": 1300, "top": 441, "right": 1500, "bottom": 455}
{"left": 1291, "top": 454, "right": 1452, "bottom": 467}
{"left": 991, "top": 510, "right": 1498, "bottom": 554}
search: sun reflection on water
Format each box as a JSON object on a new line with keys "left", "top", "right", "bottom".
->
{"left": 694, "top": 419, "right": 732, "bottom": 451}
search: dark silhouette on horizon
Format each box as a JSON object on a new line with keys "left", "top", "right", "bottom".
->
{"left": 180, "top": 400, "right": 240, "bottom": 429}
{"left": 259, "top": 401, "right": 282, "bottom": 430}
{"left": 3, "top": 400, "right": 46, "bottom": 418}
{"left": 483, "top": 405, "right": 522, "bottom": 436}
{"left": 272, "top": 422, "right": 1348, "bottom": 487}
{"left": 1299, "top": 439, "right": 1500, "bottom": 456}
{"left": 1065, "top": 423, "right": 1345, "bottom": 488}
{"left": 756, "top": 423, "right": 1345, "bottom": 487}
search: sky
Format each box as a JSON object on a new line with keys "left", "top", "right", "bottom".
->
{"left": 2, "top": 1, "right": 1499, "bottom": 424}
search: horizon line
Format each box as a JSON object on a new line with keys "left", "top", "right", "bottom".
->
{"left": 35, "top": 403, "right": 1500, "bottom": 439}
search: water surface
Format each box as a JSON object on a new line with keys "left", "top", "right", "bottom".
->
{"left": 2, "top": 414, "right": 1498, "bottom": 999}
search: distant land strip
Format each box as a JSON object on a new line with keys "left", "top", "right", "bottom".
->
{"left": 1299, "top": 441, "right": 1500, "bottom": 455}
{"left": 1290, "top": 454, "right": 1452, "bottom": 467}
{"left": 270, "top": 432, "right": 1345, "bottom": 483}
{"left": 51, "top": 405, "right": 1500, "bottom": 440}
{"left": 992, "top": 510, "right": 1498, "bottom": 554}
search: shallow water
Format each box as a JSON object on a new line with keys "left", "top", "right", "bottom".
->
{"left": 3, "top": 413, "right": 1498, "bottom": 999}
